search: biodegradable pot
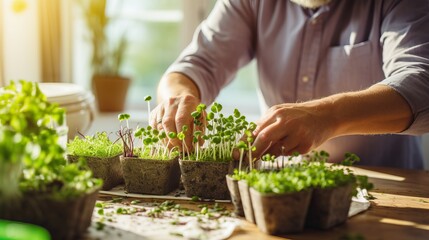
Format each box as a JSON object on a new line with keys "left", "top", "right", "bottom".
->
{"left": 306, "top": 183, "right": 354, "bottom": 229}
{"left": 92, "top": 75, "right": 130, "bottom": 112}
{"left": 179, "top": 159, "right": 233, "bottom": 200}
{"left": 250, "top": 188, "right": 313, "bottom": 234}
{"left": 0, "top": 187, "right": 99, "bottom": 240}
{"left": 238, "top": 180, "right": 255, "bottom": 223}
{"left": 226, "top": 175, "right": 244, "bottom": 216}
{"left": 67, "top": 154, "right": 123, "bottom": 191}
{"left": 120, "top": 156, "right": 180, "bottom": 195}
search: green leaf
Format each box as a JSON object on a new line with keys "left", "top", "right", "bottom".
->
{"left": 118, "top": 113, "right": 130, "bottom": 121}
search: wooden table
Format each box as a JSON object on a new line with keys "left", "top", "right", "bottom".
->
{"left": 95, "top": 166, "right": 429, "bottom": 240}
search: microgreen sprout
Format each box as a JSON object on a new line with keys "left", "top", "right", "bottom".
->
{"left": 67, "top": 132, "right": 122, "bottom": 157}
{"left": 184, "top": 103, "right": 257, "bottom": 165}
{"left": 118, "top": 112, "right": 178, "bottom": 159}
{"left": 144, "top": 95, "right": 152, "bottom": 122}
{"left": 240, "top": 151, "right": 373, "bottom": 196}
{"left": 117, "top": 113, "right": 134, "bottom": 157}
{"left": 133, "top": 125, "right": 179, "bottom": 160}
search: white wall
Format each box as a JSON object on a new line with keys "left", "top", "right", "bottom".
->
{"left": 2, "top": 0, "right": 41, "bottom": 83}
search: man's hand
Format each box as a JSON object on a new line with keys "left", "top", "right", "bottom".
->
{"left": 150, "top": 94, "right": 201, "bottom": 150}
{"left": 151, "top": 72, "right": 202, "bottom": 151}
{"left": 251, "top": 102, "right": 335, "bottom": 159}
{"left": 251, "top": 84, "right": 413, "bottom": 159}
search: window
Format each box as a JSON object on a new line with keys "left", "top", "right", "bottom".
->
{"left": 73, "top": 0, "right": 260, "bottom": 119}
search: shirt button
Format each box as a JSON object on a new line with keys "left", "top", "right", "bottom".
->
{"left": 311, "top": 19, "right": 317, "bottom": 25}
{"left": 302, "top": 76, "right": 310, "bottom": 83}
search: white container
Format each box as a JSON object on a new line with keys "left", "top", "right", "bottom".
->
{"left": 39, "top": 83, "right": 95, "bottom": 139}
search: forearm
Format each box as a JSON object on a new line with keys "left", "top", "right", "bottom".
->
{"left": 316, "top": 84, "right": 413, "bottom": 137}
{"left": 157, "top": 72, "right": 201, "bottom": 103}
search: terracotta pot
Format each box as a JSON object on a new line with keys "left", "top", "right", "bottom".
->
{"left": 67, "top": 154, "right": 123, "bottom": 190}
{"left": 179, "top": 159, "right": 233, "bottom": 200}
{"left": 120, "top": 156, "right": 180, "bottom": 195}
{"left": 0, "top": 187, "right": 99, "bottom": 240}
{"left": 238, "top": 180, "right": 255, "bottom": 223}
{"left": 226, "top": 175, "right": 244, "bottom": 216}
{"left": 92, "top": 75, "right": 130, "bottom": 112}
{"left": 250, "top": 188, "right": 313, "bottom": 234}
{"left": 306, "top": 183, "right": 354, "bottom": 229}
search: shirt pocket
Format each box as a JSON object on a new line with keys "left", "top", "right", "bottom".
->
{"left": 316, "top": 41, "right": 373, "bottom": 97}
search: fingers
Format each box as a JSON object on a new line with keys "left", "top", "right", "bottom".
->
{"left": 252, "top": 120, "right": 287, "bottom": 159}
{"left": 176, "top": 96, "right": 199, "bottom": 150}
{"left": 265, "top": 136, "right": 299, "bottom": 157}
{"left": 150, "top": 105, "right": 164, "bottom": 128}
{"left": 151, "top": 95, "right": 201, "bottom": 152}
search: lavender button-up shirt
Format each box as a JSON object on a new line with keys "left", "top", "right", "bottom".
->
{"left": 166, "top": 0, "right": 429, "bottom": 169}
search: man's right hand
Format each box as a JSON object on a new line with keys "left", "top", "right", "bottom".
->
{"left": 151, "top": 73, "right": 202, "bottom": 151}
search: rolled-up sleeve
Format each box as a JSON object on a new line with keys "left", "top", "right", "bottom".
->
{"left": 378, "top": 0, "right": 429, "bottom": 135}
{"left": 165, "top": 0, "right": 256, "bottom": 104}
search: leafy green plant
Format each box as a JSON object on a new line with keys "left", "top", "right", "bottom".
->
{"left": 238, "top": 151, "right": 373, "bottom": 195}
{"left": 0, "top": 80, "right": 64, "bottom": 134}
{"left": 67, "top": 132, "right": 122, "bottom": 157}
{"left": 303, "top": 151, "right": 374, "bottom": 192}
{"left": 181, "top": 103, "right": 257, "bottom": 163}
{"left": 117, "top": 113, "right": 134, "bottom": 157}
{"left": 0, "top": 128, "right": 32, "bottom": 200}
{"left": 245, "top": 167, "right": 314, "bottom": 194}
{"left": 133, "top": 125, "right": 179, "bottom": 160}
{"left": 0, "top": 80, "right": 101, "bottom": 199}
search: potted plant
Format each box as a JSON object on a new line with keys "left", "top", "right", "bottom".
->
{"left": 77, "top": 0, "right": 130, "bottom": 112}
{"left": 304, "top": 151, "right": 373, "bottom": 229}
{"left": 236, "top": 153, "right": 282, "bottom": 224}
{"left": 0, "top": 80, "right": 102, "bottom": 240}
{"left": 179, "top": 103, "right": 256, "bottom": 200}
{"left": 67, "top": 131, "right": 123, "bottom": 190}
{"left": 248, "top": 166, "right": 314, "bottom": 234}
{"left": 117, "top": 97, "right": 181, "bottom": 195}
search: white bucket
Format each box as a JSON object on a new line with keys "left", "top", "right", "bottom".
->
{"left": 39, "top": 83, "right": 95, "bottom": 139}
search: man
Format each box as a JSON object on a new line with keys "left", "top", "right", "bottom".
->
{"left": 151, "top": 0, "right": 429, "bottom": 169}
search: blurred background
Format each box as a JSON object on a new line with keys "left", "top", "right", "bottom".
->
{"left": 0, "top": 0, "right": 259, "bottom": 114}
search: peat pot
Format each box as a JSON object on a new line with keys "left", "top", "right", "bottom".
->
{"left": 67, "top": 154, "right": 123, "bottom": 191}
{"left": 0, "top": 187, "right": 99, "bottom": 240}
{"left": 250, "top": 188, "right": 313, "bottom": 235}
{"left": 238, "top": 180, "right": 255, "bottom": 223}
{"left": 120, "top": 156, "right": 180, "bottom": 195}
{"left": 179, "top": 159, "right": 233, "bottom": 200}
{"left": 306, "top": 183, "right": 355, "bottom": 229}
{"left": 226, "top": 175, "right": 244, "bottom": 216}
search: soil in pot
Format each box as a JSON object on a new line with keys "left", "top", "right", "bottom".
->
{"left": 238, "top": 180, "right": 255, "bottom": 223}
{"left": 226, "top": 175, "right": 244, "bottom": 217}
{"left": 67, "top": 154, "right": 123, "bottom": 191}
{"left": 250, "top": 188, "right": 313, "bottom": 234}
{"left": 179, "top": 160, "right": 233, "bottom": 200}
{"left": 0, "top": 187, "right": 99, "bottom": 240}
{"left": 120, "top": 156, "right": 180, "bottom": 195}
{"left": 306, "top": 183, "right": 354, "bottom": 229}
